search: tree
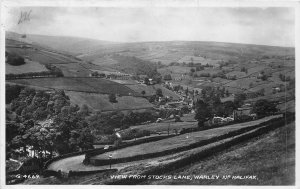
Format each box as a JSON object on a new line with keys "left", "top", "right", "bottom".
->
{"left": 6, "top": 52, "right": 26, "bottom": 66}
{"left": 253, "top": 99, "right": 278, "bottom": 118}
{"left": 156, "top": 88, "right": 163, "bottom": 97}
{"left": 234, "top": 93, "right": 246, "bottom": 107}
{"left": 261, "top": 74, "right": 268, "bottom": 81}
{"left": 185, "top": 87, "right": 189, "bottom": 96}
{"left": 144, "top": 78, "right": 150, "bottom": 85}
{"left": 79, "top": 104, "right": 89, "bottom": 116}
{"left": 141, "top": 91, "right": 146, "bottom": 95}
{"left": 226, "top": 90, "right": 229, "bottom": 97}
{"left": 163, "top": 74, "right": 172, "bottom": 81}
{"left": 194, "top": 100, "right": 212, "bottom": 127}
{"left": 109, "top": 94, "right": 117, "bottom": 103}
{"left": 258, "top": 88, "right": 265, "bottom": 96}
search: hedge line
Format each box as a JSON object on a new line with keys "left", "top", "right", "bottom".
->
{"left": 108, "top": 113, "right": 294, "bottom": 184}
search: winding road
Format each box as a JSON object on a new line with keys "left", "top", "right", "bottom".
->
{"left": 46, "top": 114, "right": 282, "bottom": 173}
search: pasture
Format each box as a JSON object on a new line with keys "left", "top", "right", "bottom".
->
{"left": 126, "top": 84, "right": 181, "bottom": 100}
{"left": 8, "top": 77, "right": 137, "bottom": 95}
{"left": 66, "top": 91, "right": 153, "bottom": 111}
{"left": 178, "top": 55, "right": 220, "bottom": 66}
{"left": 6, "top": 60, "right": 48, "bottom": 74}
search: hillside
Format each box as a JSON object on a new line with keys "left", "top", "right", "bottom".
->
{"left": 65, "top": 91, "right": 153, "bottom": 112}
{"left": 6, "top": 31, "right": 116, "bottom": 56}
{"left": 7, "top": 77, "right": 138, "bottom": 95}
{"left": 146, "top": 121, "right": 295, "bottom": 185}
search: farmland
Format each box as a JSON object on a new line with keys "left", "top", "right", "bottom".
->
{"left": 6, "top": 47, "right": 72, "bottom": 64}
{"left": 65, "top": 91, "right": 153, "bottom": 111}
{"left": 8, "top": 77, "right": 137, "bottom": 95}
{"left": 5, "top": 31, "right": 295, "bottom": 186}
{"left": 126, "top": 84, "right": 181, "bottom": 100}
{"left": 6, "top": 60, "right": 48, "bottom": 74}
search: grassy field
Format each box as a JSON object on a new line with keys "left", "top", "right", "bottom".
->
{"left": 52, "top": 63, "right": 91, "bottom": 77}
{"left": 9, "top": 77, "right": 137, "bottom": 95}
{"left": 91, "top": 115, "right": 281, "bottom": 160}
{"left": 66, "top": 91, "right": 153, "bottom": 111}
{"left": 6, "top": 60, "right": 48, "bottom": 74}
{"left": 6, "top": 47, "right": 71, "bottom": 64}
{"left": 158, "top": 66, "right": 194, "bottom": 75}
{"left": 147, "top": 121, "right": 295, "bottom": 185}
{"left": 178, "top": 55, "right": 220, "bottom": 66}
{"left": 126, "top": 84, "right": 181, "bottom": 100}
{"left": 125, "top": 121, "right": 197, "bottom": 134}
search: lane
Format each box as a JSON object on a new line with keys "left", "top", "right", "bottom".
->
{"left": 47, "top": 114, "right": 281, "bottom": 172}
{"left": 91, "top": 115, "right": 281, "bottom": 160}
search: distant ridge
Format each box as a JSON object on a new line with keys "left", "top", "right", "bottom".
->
{"left": 6, "top": 31, "right": 117, "bottom": 56}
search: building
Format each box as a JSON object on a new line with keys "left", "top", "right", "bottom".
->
{"left": 233, "top": 107, "right": 255, "bottom": 120}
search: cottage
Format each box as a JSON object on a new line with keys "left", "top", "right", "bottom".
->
{"left": 233, "top": 107, "right": 254, "bottom": 120}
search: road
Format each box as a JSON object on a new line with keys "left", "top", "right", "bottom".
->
{"left": 46, "top": 114, "right": 281, "bottom": 173}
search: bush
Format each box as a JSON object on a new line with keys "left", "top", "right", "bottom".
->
{"left": 6, "top": 52, "right": 25, "bottom": 66}
{"left": 109, "top": 94, "right": 117, "bottom": 103}
{"left": 164, "top": 74, "right": 172, "bottom": 81}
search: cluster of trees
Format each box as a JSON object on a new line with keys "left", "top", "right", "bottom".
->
{"left": 147, "top": 88, "right": 166, "bottom": 103}
{"left": 6, "top": 88, "right": 95, "bottom": 158}
{"left": 194, "top": 96, "right": 236, "bottom": 127}
{"left": 6, "top": 64, "right": 63, "bottom": 80}
{"left": 252, "top": 99, "right": 278, "bottom": 118}
{"left": 168, "top": 61, "right": 213, "bottom": 68}
{"left": 90, "top": 71, "right": 106, "bottom": 78}
{"left": 6, "top": 52, "right": 26, "bottom": 66}
{"left": 163, "top": 74, "right": 172, "bottom": 81}
{"left": 241, "top": 67, "right": 248, "bottom": 73}
{"left": 200, "top": 86, "right": 229, "bottom": 99}
{"left": 6, "top": 85, "right": 24, "bottom": 104}
{"left": 88, "top": 110, "right": 159, "bottom": 134}
{"left": 279, "top": 73, "right": 291, "bottom": 82}
{"left": 259, "top": 71, "right": 268, "bottom": 81}
{"left": 194, "top": 88, "right": 278, "bottom": 127}
{"left": 192, "top": 71, "right": 230, "bottom": 80}
{"left": 111, "top": 54, "right": 161, "bottom": 80}
{"left": 109, "top": 94, "right": 118, "bottom": 103}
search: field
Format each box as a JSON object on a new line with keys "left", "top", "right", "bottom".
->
{"left": 177, "top": 55, "right": 220, "bottom": 66}
{"left": 52, "top": 63, "right": 91, "bottom": 77}
{"left": 91, "top": 115, "right": 281, "bottom": 160}
{"left": 6, "top": 60, "right": 48, "bottom": 74}
{"left": 6, "top": 47, "right": 71, "bottom": 64}
{"left": 8, "top": 77, "right": 137, "bottom": 95}
{"left": 126, "top": 84, "right": 181, "bottom": 100}
{"left": 158, "top": 66, "right": 194, "bottom": 75}
{"left": 66, "top": 91, "right": 153, "bottom": 111}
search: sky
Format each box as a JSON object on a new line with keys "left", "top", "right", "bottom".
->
{"left": 5, "top": 7, "right": 295, "bottom": 47}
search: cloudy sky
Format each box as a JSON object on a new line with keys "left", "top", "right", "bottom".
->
{"left": 5, "top": 7, "right": 295, "bottom": 47}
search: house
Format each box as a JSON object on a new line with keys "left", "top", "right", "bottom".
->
{"left": 211, "top": 116, "right": 234, "bottom": 125}
{"left": 233, "top": 107, "right": 254, "bottom": 120}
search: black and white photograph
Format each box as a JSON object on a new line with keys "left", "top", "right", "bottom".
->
{"left": 1, "top": 0, "right": 298, "bottom": 186}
